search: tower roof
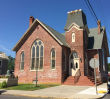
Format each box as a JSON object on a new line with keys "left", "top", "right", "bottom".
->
{"left": 64, "top": 9, "right": 87, "bottom": 30}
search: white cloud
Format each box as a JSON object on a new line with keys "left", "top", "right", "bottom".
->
{"left": 0, "top": 45, "right": 11, "bottom": 52}
{"left": 0, "top": 44, "right": 15, "bottom": 57}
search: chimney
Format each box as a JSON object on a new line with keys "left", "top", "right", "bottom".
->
{"left": 97, "top": 20, "right": 101, "bottom": 34}
{"left": 29, "top": 16, "right": 34, "bottom": 27}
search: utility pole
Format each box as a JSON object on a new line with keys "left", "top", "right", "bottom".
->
{"left": 94, "top": 59, "right": 98, "bottom": 94}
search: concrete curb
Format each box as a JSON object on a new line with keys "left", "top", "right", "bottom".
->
{"left": 3, "top": 93, "right": 70, "bottom": 99}
{"left": 2, "top": 92, "right": 105, "bottom": 99}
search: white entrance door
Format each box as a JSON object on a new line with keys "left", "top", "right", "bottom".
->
{"left": 69, "top": 51, "right": 79, "bottom": 76}
{"left": 71, "top": 58, "right": 79, "bottom": 76}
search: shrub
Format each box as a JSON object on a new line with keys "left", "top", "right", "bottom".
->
{"left": 0, "top": 83, "right": 2, "bottom": 88}
{"left": 1, "top": 81, "right": 7, "bottom": 88}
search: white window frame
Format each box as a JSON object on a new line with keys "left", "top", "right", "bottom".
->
{"left": 51, "top": 49, "right": 56, "bottom": 70}
{"left": 20, "top": 51, "right": 24, "bottom": 71}
{"left": 72, "top": 32, "right": 75, "bottom": 42}
{"left": 30, "top": 40, "right": 44, "bottom": 71}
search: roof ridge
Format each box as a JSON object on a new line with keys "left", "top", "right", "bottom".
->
{"left": 89, "top": 26, "right": 105, "bottom": 30}
{"left": 39, "top": 20, "right": 68, "bottom": 47}
{"left": 40, "top": 20, "right": 61, "bottom": 34}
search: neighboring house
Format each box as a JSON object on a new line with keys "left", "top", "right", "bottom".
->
{"left": 13, "top": 9, "right": 109, "bottom": 86}
{"left": 0, "top": 52, "right": 9, "bottom": 75}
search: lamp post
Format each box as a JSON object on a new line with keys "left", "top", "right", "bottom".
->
{"left": 36, "top": 65, "right": 38, "bottom": 87}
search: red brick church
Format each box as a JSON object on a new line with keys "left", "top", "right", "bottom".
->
{"left": 13, "top": 9, "right": 109, "bottom": 86}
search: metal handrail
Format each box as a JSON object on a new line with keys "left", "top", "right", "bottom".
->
{"left": 74, "top": 69, "right": 81, "bottom": 84}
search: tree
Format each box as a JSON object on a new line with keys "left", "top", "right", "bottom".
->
{"left": 8, "top": 56, "right": 15, "bottom": 70}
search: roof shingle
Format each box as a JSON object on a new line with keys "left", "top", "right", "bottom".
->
{"left": 64, "top": 10, "right": 87, "bottom": 30}
{"left": 88, "top": 27, "right": 105, "bottom": 49}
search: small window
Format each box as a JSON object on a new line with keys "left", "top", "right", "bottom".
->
{"left": 72, "top": 33, "right": 75, "bottom": 42}
{"left": 20, "top": 52, "right": 24, "bottom": 70}
{"left": 51, "top": 49, "right": 55, "bottom": 69}
{"left": 0, "top": 60, "right": 2, "bottom": 67}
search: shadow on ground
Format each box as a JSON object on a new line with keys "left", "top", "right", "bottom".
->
{"left": 0, "top": 90, "right": 6, "bottom": 95}
{"left": 96, "top": 93, "right": 110, "bottom": 99}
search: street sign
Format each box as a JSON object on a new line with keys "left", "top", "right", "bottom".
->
{"left": 89, "top": 58, "right": 99, "bottom": 94}
{"left": 89, "top": 58, "right": 99, "bottom": 69}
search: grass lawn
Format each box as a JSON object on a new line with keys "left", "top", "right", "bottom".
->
{"left": 3, "top": 84, "right": 59, "bottom": 91}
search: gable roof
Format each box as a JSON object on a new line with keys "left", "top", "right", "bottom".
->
{"left": 13, "top": 19, "right": 68, "bottom": 51}
{"left": 40, "top": 21, "right": 68, "bottom": 47}
{"left": 88, "top": 27, "right": 105, "bottom": 49}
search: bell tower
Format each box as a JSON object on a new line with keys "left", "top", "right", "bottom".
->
{"left": 65, "top": 9, "right": 88, "bottom": 75}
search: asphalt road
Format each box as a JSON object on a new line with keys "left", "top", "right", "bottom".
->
{"left": 0, "top": 94, "right": 51, "bottom": 99}
{"left": 102, "top": 94, "right": 110, "bottom": 99}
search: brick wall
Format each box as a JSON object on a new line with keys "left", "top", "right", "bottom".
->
{"left": 65, "top": 27, "right": 85, "bottom": 75}
{"left": 62, "top": 46, "right": 70, "bottom": 82}
{"left": 14, "top": 23, "right": 62, "bottom": 84}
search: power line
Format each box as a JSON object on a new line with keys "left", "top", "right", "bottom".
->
{"left": 83, "top": 0, "right": 110, "bottom": 46}
{"left": 86, "top": 0, "right": 98, "bottom": 21}
{"left": 84, "top": 0, "right": 98, "bottom": 23}
{"left": 91, "top": 0, "right": 110, "bottom": 45}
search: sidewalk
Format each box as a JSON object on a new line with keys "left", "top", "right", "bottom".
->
{"left": 0, "top": 83, "right": 108, "bottom": 99}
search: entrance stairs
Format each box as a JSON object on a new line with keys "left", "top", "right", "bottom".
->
{"left": 63, "top": 75, "right": 102, "bottom": 86}
{"left": 87, "top": 75, "right": 103, "bottom": 85}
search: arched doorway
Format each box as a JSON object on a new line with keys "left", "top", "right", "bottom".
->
{"left": 69, "top": 51, "right": 80, "bottom": 76}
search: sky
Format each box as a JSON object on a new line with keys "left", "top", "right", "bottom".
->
{"left": 0, "top": 0, "right": 110, "bottom": 62}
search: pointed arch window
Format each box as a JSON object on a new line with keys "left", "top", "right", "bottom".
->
{"left": 51, "top": 49, "right": 56, "bottom": 69}
{"left": 72, "top": 52, "right": 78, "bottom": 58}
{"left": 31, "top": 40, "right": 44, "bottom": 70}
{"left": 20, "top": 51, "right": 24, "bottom": 70}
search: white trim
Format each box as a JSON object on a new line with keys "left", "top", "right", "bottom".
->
{"left": 72, "top": 32, "right": 75, "bottom": 42}
{"left": 13, "top": 20, "right": 37, "bottom": 51}
{"left": 66, "top": 23, "right": 83, "bottom": 32}
{"left": 30, "top": 69, "right": 43, "bottom": 72}
{"left": 51, "top": 48, "right": 56, "bottom": 70}
{"left": 20, "top": 51, "right": 24, "bottom": 71}
{"left": 30, "top": 40, "right": 44, "bottom": 71}
{"left": 36, "top": 19, "right": 63, "bottom": 45}
{"left": 67, "top": 9, "right": 82, "bottom": 14}
{"left": 69, "top": 52, "right": 79, "bottom": 76}
{"left": 20, "top": 70, "right": 24, "bottom": 72}
{"left": 13, "top": 19, "right": 64, "bottom": 51}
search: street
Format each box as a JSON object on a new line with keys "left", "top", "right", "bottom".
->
{"left": 102, "top": 94, "right": 110, "bottom": 99}
{"left": 0, "top": 94, "right": 51, "bottom": 99}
